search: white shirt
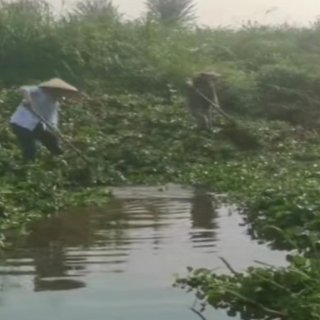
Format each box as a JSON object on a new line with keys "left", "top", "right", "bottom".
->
{"left": 10, "top": 86, "right": 59, "bottom": 131}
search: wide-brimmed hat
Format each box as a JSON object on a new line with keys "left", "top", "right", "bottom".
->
{"left": 38, "top": 78, "right": 79, "bottom": 92}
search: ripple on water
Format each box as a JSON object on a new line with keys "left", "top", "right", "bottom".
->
{"left": 0, "top": 185, "right": 287, "bottom": 320}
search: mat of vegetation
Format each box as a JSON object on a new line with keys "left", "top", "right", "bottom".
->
{"left": 0, "top": 87, "right": 237, "bottom": 237}
{"left": 2, "top": 0, "right": 320, "bottom": 318}
{"left": 176, "top": 123, "right": 320, "bottom": 320}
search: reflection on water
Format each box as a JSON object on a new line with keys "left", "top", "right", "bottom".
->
{"left": 0, "top": 185, "right": 286, "bottom": 320}
{"left": 34, "top": 279, "right": 86, "bottom": 292}
{"left": 190, "top": 187, "right": 218, "bottom": 249}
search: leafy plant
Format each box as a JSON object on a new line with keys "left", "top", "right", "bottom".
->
{"left": 175, "top": 254, "right": 320, "bottom": 320}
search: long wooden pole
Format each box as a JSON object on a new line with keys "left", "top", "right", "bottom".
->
{"left": 30, "top": 106, "right": 127, "bottom": 181}
{"left": 28, "top": 106, "right": 91, "bottom": 164}
{"left": 195, "top": 87, "right": 238, "bottom": 126}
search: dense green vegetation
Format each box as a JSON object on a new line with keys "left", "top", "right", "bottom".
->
{"left": 2, "top": 0, "right": 320, "bottom": 318}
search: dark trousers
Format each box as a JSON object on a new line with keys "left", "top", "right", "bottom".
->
{"left": 10, "top": 123, "right": 63, "bottom": 162}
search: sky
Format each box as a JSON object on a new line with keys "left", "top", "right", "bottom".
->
{"left": 50, "top": 0, "right": 320, "bottom": 27}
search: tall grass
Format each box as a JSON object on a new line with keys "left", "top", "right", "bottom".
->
{"left": 2, "top": 0, "right": 320, "bottom": 125}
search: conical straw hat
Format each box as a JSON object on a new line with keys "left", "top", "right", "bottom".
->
{"left": 38, "top": 78, "right": 78, "bottom": 92}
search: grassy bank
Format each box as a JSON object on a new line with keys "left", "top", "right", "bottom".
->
{"left": 1, "top": 0, "right": 320, "bottom": 318}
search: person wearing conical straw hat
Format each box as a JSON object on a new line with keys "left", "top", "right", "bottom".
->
{"left": 10, "top": 78, "right": 79, "bottom": 162}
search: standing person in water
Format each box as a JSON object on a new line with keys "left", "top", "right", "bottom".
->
{"left": 10, "top": 78, "right": 78, "bottom": 162}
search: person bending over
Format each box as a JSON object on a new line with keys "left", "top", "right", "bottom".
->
{"left": 10, "top": 78, "right": 78, "bottom": 162}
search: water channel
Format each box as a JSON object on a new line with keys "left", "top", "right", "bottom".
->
{"left": 0, "top": 185, "right": 287, "bottom": 320}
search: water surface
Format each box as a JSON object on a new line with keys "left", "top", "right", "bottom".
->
{"left": 0, "top": 185, "right": 286, "bottom": 320}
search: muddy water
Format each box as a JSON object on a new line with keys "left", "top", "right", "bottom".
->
{"left": 0, "top": 185, "right": 286, "bottom": 320}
